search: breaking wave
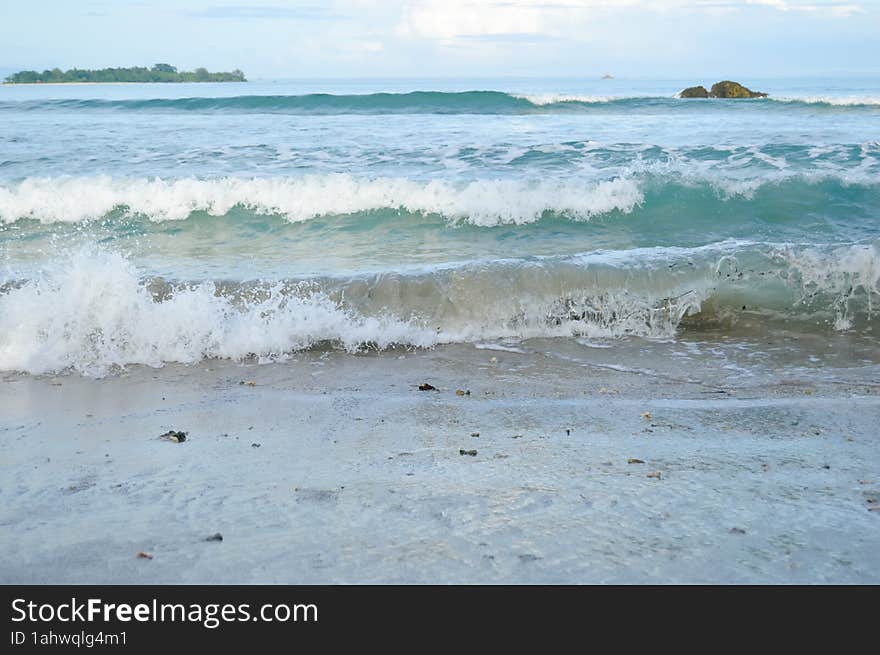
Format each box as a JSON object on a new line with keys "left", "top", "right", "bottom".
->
{"left": 1, "top": 242, "right": 876, "bottom": 376}
{"left": 1, "top": 172, "right": 877, "bottom": 226}
{"left": 0, "top": 175, "right": 643, "bottom": 225}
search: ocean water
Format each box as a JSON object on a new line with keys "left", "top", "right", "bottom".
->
{"left": 0, "top": 77, "right": 878, "bottom": 376}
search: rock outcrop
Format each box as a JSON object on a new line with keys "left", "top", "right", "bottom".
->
{"left": 680, "top": 85, "right": 709, "bottom": 98}
{"left": 709, "top": 80, "right": 767, "bottom": 98}
{"left": 679, "top": 80, "right": 767, "bottom": 99}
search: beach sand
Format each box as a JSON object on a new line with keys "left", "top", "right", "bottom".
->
{"left": 1, "top": 336, "right": 878, "bottom": 583}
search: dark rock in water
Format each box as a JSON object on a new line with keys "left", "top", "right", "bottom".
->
{"left": 680, "top": 85, "right": 709, "bottom": 98}
{"left": 159, "top": 430, "right": 187, "bottom": 443}
{"left": 709, "top": 80, "right": 767, "bottom": 98}
{"left": 680, "top": 81, "right": 767, "bottom": 99}
{"left": 205, "top": 533, "right": 223, "bottom": 542}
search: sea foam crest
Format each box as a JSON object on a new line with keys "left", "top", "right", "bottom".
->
{"left": 0, "top": 247, "right": 701, "bottom": 376}
{"left": 513, "top": 93, "right": 617, "bottom": 105}
{"left": 0, "top": 175, "right": 644, "bottom": 225}
{"left": 771, "top": 96, "right": 880, "bottom": 106}
{"left": 771, "top": 242, "right": 880, "bottom": 330}
{"left": 0, "top": 250, "right": 436, "bottom": 376}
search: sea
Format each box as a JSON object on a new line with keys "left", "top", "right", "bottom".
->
{"left": 0, "top": 76, "right": 878, "bottom": 376}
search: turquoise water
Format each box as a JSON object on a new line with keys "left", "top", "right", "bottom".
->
{"left": 0, "top": 77, "right": 878, "bottom": 375}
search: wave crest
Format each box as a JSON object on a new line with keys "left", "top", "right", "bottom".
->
{"left": 0, "top": 175, "right": 644, "bottom": 225}
{"left": 1, "top": 243, "right": 877, "bottom": 376}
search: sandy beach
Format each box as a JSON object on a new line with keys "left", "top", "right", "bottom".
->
{"left": 1, "top": 335, "right": 877, "bottom": 584}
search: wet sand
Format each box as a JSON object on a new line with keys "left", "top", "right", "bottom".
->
{"left": 1, "top": 338, "right": 878, "bottom": 583}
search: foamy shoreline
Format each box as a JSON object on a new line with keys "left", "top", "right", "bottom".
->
{"left": 1, "top": 341, "right": 877, "bottom": 583}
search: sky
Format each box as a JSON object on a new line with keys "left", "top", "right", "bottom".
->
{"left": 1, "top": 0, "right": 878, "bottom": 79}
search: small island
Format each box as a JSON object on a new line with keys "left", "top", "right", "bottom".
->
{"left": 4, "top": 64, "right": 246, "bottom": 84}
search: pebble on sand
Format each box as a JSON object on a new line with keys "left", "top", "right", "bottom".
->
{"left": 159, "top": 430, "right": 187, "bottom": 443}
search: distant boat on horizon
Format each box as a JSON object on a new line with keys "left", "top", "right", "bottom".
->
{"left": 601, "top": 73, "right": 614, "bottom": 79}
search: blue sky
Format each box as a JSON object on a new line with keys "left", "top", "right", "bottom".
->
{"left": 1, "top": 1, "right": 878, "bottom": 78}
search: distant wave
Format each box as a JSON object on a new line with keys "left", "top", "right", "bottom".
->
{"left": 0, "top": 91, "right": 629, "bottom": 114}
{"left": 3, "top": 90, "right": 879, "bottom": 115}
{"left": 770, "top": 96, "right": 880, "bottom": 107}
{"left": 1, "top": 242, "right": 876, "bottom": 375}
{"left": 510, "top": 93, "right": 643, "bottom": 105}
{"left": 1, "top": 172, "right": 877, "bottom": 226}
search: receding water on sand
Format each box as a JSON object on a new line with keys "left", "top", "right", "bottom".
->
{"left": 1, "top": 337, "right": 878, "bottom": 583}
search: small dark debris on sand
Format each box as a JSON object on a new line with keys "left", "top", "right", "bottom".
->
{"left": 459, "top": 449, "right": 478, "bottom": 456}
{"left": 418, "top": 383, "right": 438, "bottom": 391}
{"left": 205, "top": 533, "right": 223, "bottom": 542}
{"left": 159, "top": 430, "right": 187, "bottom": 443}
{"left": 136, "top": 551, "right": 153, "bottom": 560}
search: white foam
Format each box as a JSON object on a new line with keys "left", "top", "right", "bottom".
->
{"left": 0, "top": 247, "right": 707, "bottom": 376}
{"left": 474, "top": 343, "right": 527, "bottom": 354}
{"left": 0, "top": 250, "right": 437, "bottom": 376}
{"left": 514, "top": 93, "right": 615, "bottom": 105}
{"left": 772, "top": 96, "right": 880, "bottom": 106}
{"left": 771, "top": 242, "right": 880, "bottom": 330}
{"left": 0, "top": 175, "right": 644, "bottom": 226}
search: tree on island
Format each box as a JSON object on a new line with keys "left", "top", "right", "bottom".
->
{"left": 4, "top": 64, "right": 246, "bottom": 84}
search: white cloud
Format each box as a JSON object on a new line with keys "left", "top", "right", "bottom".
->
{"left": 744, "top": 0, "right": 864, "bottom": 15}
{"left": 396, "top": 0, "right": 645, "bottom": 42}
{"left": 396, "top": 0, "right": 866, "bottom": 43}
